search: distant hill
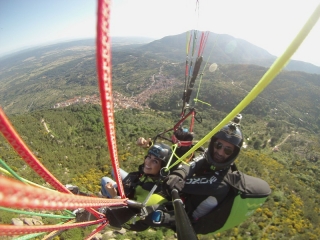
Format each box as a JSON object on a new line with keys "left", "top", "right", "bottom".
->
{"left": 1, "top": 32, "right": 319, "bottom": 74}
{"left": 139, "top": 31, "right": 320, "bottom": 74}
{"left": 112, "top": 36, "right": 156, "bottom": 45}
{"left": 0, "top": 39, "right": 95, "bottom": 70}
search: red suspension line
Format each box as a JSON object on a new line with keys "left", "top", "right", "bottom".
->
{"left": 0, "top": 219, "right": 106, "bottom": 236}
{"left": 42, "top": 219, "right": 76, "bottom": 240}
{"left": 175, "top": 109, "right": 196, "bottom": 131}
{"left": 201, "top": 31, "right": 209, "bottom": 56}
{"left": 197, "top": 31, "right": 205, "bottom": 57}
{"left": 198, "top": 31, "right": 209, "bottom": 57}
{"left": 0, "top": 107, "right": 102, "bottom": 219}
{"left": 84, "top": 222, "right": 109, "bottom": 240}
{"left": 189, "top": 110, "right": 196, "bottom": 133}
{"left": 96, "top": 0, "right": 125, "bottom": 198}
{"left": 0, "top": 176, "right": 127, "bottom": 210}
{"left": 0, "top": 107, "right": 68, "bottom": 193}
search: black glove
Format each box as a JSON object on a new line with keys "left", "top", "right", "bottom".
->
{"left": 163, "top": 175, "right": 185, "bottom": 196}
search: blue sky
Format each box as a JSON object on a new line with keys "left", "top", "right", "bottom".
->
{"left": 1, "top": 0, "right": 320, "bottom": 66}
{"left": 0, "top": 0, "right": 96, "bottom": 54}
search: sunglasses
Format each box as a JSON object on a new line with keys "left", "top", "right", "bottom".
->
{"left": 213, "top": 141, "right": 234, "bottom": 156}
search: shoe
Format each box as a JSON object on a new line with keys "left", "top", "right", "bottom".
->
{"left": 66, "top": 184, "right": 80, "bottom": 195}
{"left": 74, "top": 209, "right": 96, "bottom": 222}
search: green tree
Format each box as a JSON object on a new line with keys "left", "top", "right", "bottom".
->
{"left": 253, "top": 140, "right": 262, "bottom": 150}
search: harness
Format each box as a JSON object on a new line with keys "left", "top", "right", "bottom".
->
{"left": 122, "top": 171, "right": 166, "bottom": 202}
{"left": 191, "top": 169, "right": 271, "bottom": 234}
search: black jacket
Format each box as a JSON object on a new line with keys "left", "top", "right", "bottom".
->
{"left": 172, "top": 151, "right": 231, "bottom": 211}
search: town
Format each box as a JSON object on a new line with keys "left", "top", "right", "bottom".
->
{"left": 53, "top": 67, "right": 181, "bottom": 110}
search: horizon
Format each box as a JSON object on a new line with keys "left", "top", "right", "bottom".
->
{"left": 1, "top": 33, "right": 320, "bottom": 69}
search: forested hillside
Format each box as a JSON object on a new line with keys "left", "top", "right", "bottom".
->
{"left": 1, "top": 105, "right": 320, "bottom": 239}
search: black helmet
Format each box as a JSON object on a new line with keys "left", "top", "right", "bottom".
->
{"left": 207, "top": 123, "right": 243, "bottom": 169}
{"left": 148, "top": 143, "right": 172, "bottom": 166}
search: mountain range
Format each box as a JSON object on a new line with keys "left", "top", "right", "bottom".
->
{"left": 1, "top": 31, "right": 320, "bottom": 74}
{"left": 128, "top": 31, "right": 320, "bottom": 74}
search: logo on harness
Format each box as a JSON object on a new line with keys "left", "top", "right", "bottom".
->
{"left": 185, "top": 176, "right": 217, "bottom": 184}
